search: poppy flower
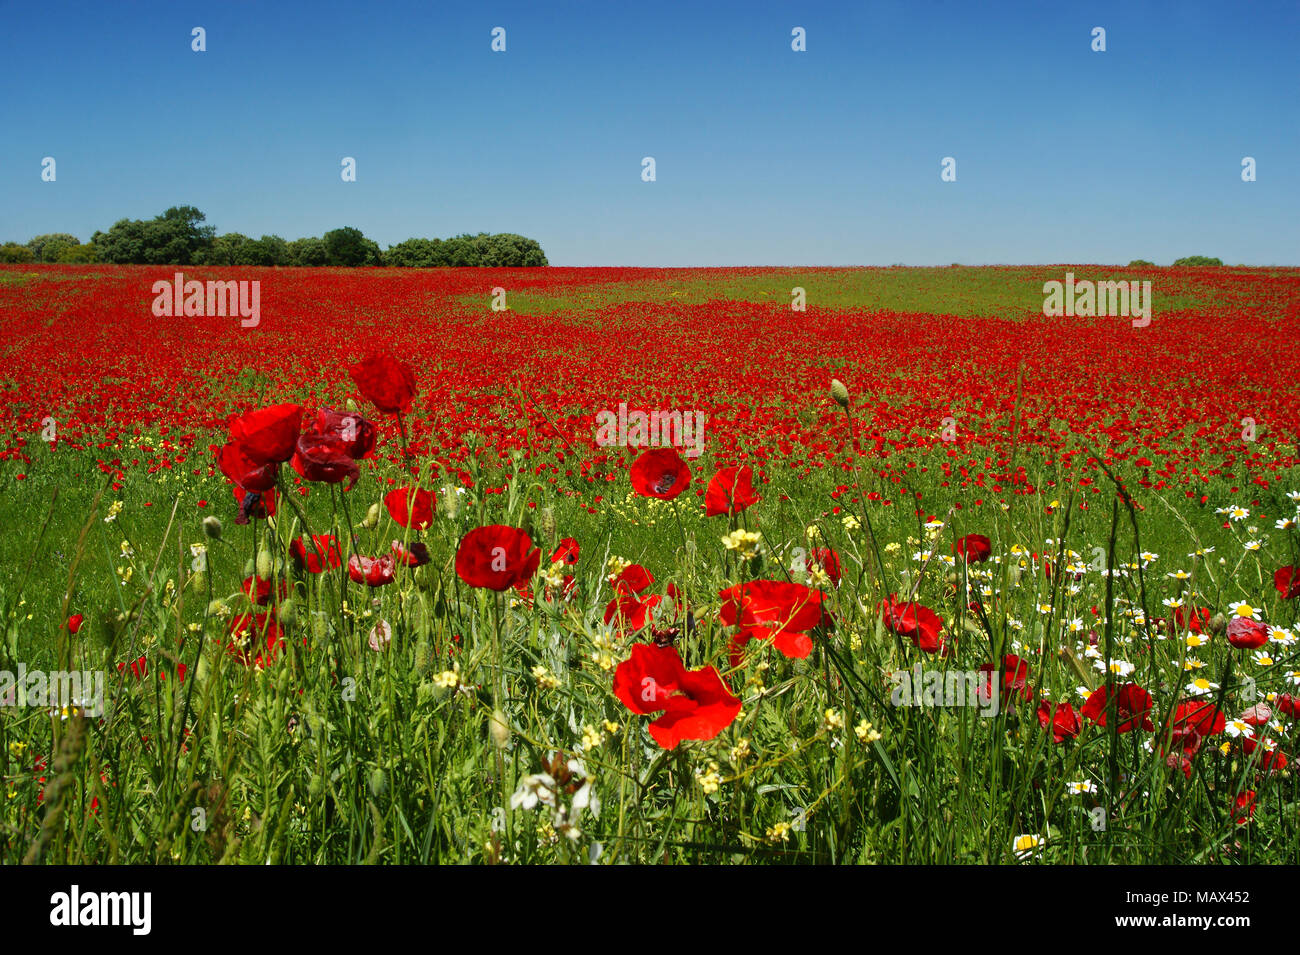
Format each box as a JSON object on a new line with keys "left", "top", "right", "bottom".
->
{"left": 704, "top": 465, "right": 761, "bottom": 516}
{"left": 233, "top": 486, "right": 277, "bottom": 524}
{"left": 349, "top": 352, "right": 417, "bottom": 415}
{"left": 1170, "top": 699, "right": 1226, "bottom": 739}
{"left": 117, "top": 656, "right": 148, "bottom": 679}
{"left": 291, "top": 432, "right": 360, "bottom": 488}
{"left": 611, "top": 563, "right": 654, "bottom": 596}
{"left": 880, "top": 595, "right": 946, "bottom": 655}
{"left": 1168, "top": 605, "right": 1211, "bottom": 635}
{"left": 979, "top": 655, "right": 1033, "bottom": 704}
{"left": 630, "top": 448, "right": 691, "bottom": 500}
{"left": 1274, "top": 566, "right": 1300, "bottom": 600}
{"left": 1226, "top": 616, "right": 1269, "bottom": 650}
{"left": 229, "top": 404, "right": 302, "bottom": 464}
{"left": 290, "top": 535, "right": 341, "bottom": 572}
{"left": 455, "top": 525, "right": 541, "bottom": 591}
{"left": 605, "top": 592, "right": 664, "bottom": 632}
{"left": 1278, "top": 693, "right": 1300, "bottom": 718}
{"left": 719, "top": 580, "right": 828, "bottom": 662}
{"left": 385, "top": 486, "right": 435, "bottom": 529}
{"left": 612, "top": 642, "right": 741, "bottom": 749}
{"left": 808, "top": 547, "right": 842, "bottom": 587}
{"left": 391, "top": 539, "right": 431, "bottom": 567}
{"left": 218, "top": 441, "right": 279, "bottom": 493}
{"left": 348, "top": 553, "right": 396, "bottom": 587}
{"left": 1242, "top": 737, "right": 1288, "bottom": 773}
{"left": 314, "top": 408, "right": 377, "bottom": 459}
{"left": 1036, "top": 700, "right": 1081, "bottom": 743}
{"left": 1080, "top": 683, "right": 1155, "bottom": 733}
{"left": 1232, "top": 790, "right": 1256, "bottom": 825}
{"left": 242, "top": 575, "right": 288, "bottom": 606}
{"left": 66, "top": 614, "right": 83, "bottom": 634}
{"left": 955, "top": 534, "right": 992, "bottom": 563}
{"left": 551, "top": 537, "right": 580, "bottom": 564}
{"left": 227, "top": 613, "right": 285, "bottom": 667}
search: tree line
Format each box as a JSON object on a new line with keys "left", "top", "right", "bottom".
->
{"left": 0, "top": 206, "right": 548, "bottom": 267}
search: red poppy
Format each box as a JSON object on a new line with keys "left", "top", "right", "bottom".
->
{"left": 630, "top": 448, "right": 691, "bottom": 500}
{"left": 291, "top": 432, "right": 360, "bottom": 488}
{"left": 233, "top": 486, "right": 277, "bottom": 523}
{"left": 314, "top": 407, "right": 377, "bottom": 459}
{"left": 218, "top": 441, "right": 279, "bottom": 492}
{"left": 1274, "top": 566, "right": 1300, "bottom": 600}
{"left": 604, "top": 592, "right": 664, "bottom": 632}
{"left": 1169, "top": 605, "right": 1211, "bottom": 635}
{"left": 1081, "top": 683, "right": 1155, "bottom": 733}
{"left": 1278, "top": 693, "right": 1300, "bottom": 718}
{"left": 1036, "top": 700, "right": 1081, "bottom": 743}
{"left": 612, "top": 643, "right": 741, "bottom": 749}
{"left": 227, "top": 613, "right": 285, "bottom": 667}
{"left": 229, "top": 404, "right": 302, "bottom": 464}
{"left": 719, "top": 580, "right": 827, "bottom": 662}
{"left": 117, "top": 656, "right": 148, "bottom": 679}
{"left": 348, "top": 553, "right": 396, "bottom": 587}
{"left": 66, "top": 614, "right": 83, "bottom": 634}
{"left": 880, "top": 595, "right": 946, "bottom": 655}
{"left": 290, "top": 535, "right": 341, "bottom": 572}
{"left": 611, "top": 563, "right": 655, "bottom": 596}
{"left": 703, "top": 465, "right": 761, "bottom": 516}
{"left": 350, "top": 352, "right": 417, "bottom": 415}
{"left": 385, "top": 486, "right": 435, "bottom": 529}
{"left": 1240, "top": 703, "right": 1271, "bottom": 727}
{"left": 391, "top": 539, "right": 431, "bottom": 567}
{"left": 551, "top": 537, "right": 580, "bottom": 564}
{"left": 242, "top": 575, "right": 288, "bottom": 606}
{"left": 808, "top": 548, "right": 842, "bottom": 587}
{"left": 454, "top": 525, "right": 541, "bottom": 591}
{"left": 1226, "top": 616, "right": 1269, "bottom": 650}
{"left": 979, "top": 654, "right": 1033, "bottom": 704}
{"left": 1233, "top": 790, "right": 1256, "bottom": 825}
{"left": 955, "top": 534, "right": 992, "bottom": 563}
{"left": 1171, "top": 699, "right": 1226, "bottom": 738}
{"left": 1242, "top": 737, "right": 1288, "bottom": 773}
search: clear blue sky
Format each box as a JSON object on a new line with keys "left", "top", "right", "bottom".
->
{"left": 2, "top": 0, "right": 1296, "bottom": 265}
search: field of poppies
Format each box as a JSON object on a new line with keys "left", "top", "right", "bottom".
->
{"left": 1, "top": 263, "right": 1298, "bottom": 864}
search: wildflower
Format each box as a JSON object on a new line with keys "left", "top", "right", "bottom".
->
{"left": 531, "top": 665, "right": 559, "bottom": 690}
{"left": 697, "top": 761, "right": 722, "bottom": 795}
{"left": 432, "top": 667, "right": 460, "bottom": 690}
{"left": 767, "top": 821, "right": 793, "bottom": 843}
{"left": 104, "top": 500, "right": 123, "bottom": 522}
{"left": 854, "top": 720, "right": 881, "bottom": 743}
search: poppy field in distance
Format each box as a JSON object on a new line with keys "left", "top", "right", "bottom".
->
{"left": 1, "top": 263, "right": 1299, "bottom": 864}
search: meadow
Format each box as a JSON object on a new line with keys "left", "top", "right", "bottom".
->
{"left": 0, "top": 263, "right": 1297, "bottom": 863}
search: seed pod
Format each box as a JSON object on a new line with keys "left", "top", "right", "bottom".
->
{"left": 202, "top": 515, "right": 223, "bottom": 540}
{"left": 830, "top": 378, "right": 850, "bottom": 408}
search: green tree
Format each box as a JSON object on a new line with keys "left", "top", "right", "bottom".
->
{"left": 55, "top": 242, "right": 97, "bottom": 263}
{"left": 1172, "top": 255, "right": 1223, "bottom": 267}
{"left": 92, "top": 206, "right": 215, "bottom": 264}
{"left": 0, "top": 243, "right": 35, "bottom": 263}
{"left": 26, "top": 233, "right": 81, "bottom": 263}
{"left": 288, "top": 237, "right": 329, "bottom": 267}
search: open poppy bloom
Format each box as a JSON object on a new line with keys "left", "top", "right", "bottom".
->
{"left": 349, "top": 352, "right": 418, "bottom": 415}
{"left": 218, "top": 441, "right": 279, "bottom": 493}
{"left": 880, "top": 595, "right": 947, "bottom": 655}
{"left": 67, "top": 614, "right": 83, "bottom": 634}
{"left": 391, "top": 539, "right": 431, "bottom": 567}
{"left": 808, "top": 547, "right": 842, "bottom": 587}
{"left": 291, "top": 432, "right": 360, "bottom": 488}
{"left": 455, "top": 525, "right": 541, "bottom": 591}
{"left": 612, "top": 643, "right": 741, "bottom": 749}
{"left": 348, "top": 553, "right": 396, "bottom": 587}
{"left": 704, "top": 465, "right": 761, "bottom": 516}
{"left": 228, "top": 404, "right": 302, "bottom": 464}
{"left": 954, "top": 534, "right": 992, "bottom": 563}
{"left": 242, "top": 574, "right": 289, "bottom": 606}
{"left": 314, "top": 407, "right": 377, "bottom": 459}
{"left": 1242, "top": 737, "right": 1289, "bottom": 773}
{"left": 1036, "top": 700, "right": 1081, "bottom": 743}
{"left": 385, "top": 486, "right": 435, "bottom": 529}
{"left": 1275, "top": 566, "right": 1300, "bottom": 600}
{"left": 604, "top": 592, "right": 664, "bottom": 632}
{"left": 551, "top": 537, "right": 580, "bottom": 564}
{"left": 1168, "top": 605, "right": 1212, "bottom": 635}
{"left": 233, "top": 486, "right": 277, "bottom": 524}
{"left": 629, "top": 448, "right": 691, "bottom": 500}
{"left": 290, "top": 534, "right": 342, "bottom": 572}
{"left": 227, "top": 613, "right": 285, "bottom": 667}
{"left": 979, "top": 654, "right": 1033, "bottom": 704}
{"left": 610, "top": 563, "right": 654, "bottom": 596}
{"left": 1081, "top": 683, "right": 1155, "bottom": 733}
{"left": 1233, "top": 790, "right": 1256, "bottom": 825}
{"left": 1226, "top": 616, "right": 1269, "bottom": 649}
{"left": 719, "top": 580, "right": 828, "bottom": 664}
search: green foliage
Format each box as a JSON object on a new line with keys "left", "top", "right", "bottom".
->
{"left": 1172, "top": 255, "right": 1223, "bottom": 267}
{"left": 91, "top": 206, "right": 215, "bottom": 265}
{"left": 26, "top": 233, "right": 81, "bottom": 263}
{"left": 323, "top": 227, "right": 383, "bottom": 267}
{"left": 288, "top": 237, "right": 329, "bottom": 267}
{"left": 0, "top": 242, "right": 36, "bottom": 263}
{"left": 1126, "top": 259, "right": 1155, "bottom": 268}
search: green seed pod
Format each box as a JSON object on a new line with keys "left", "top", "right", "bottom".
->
{"left": 202, "top": 515, "right": 223, "bottom": 540}
{"left": 830, "top": 378, "right": 850, "bottom": 408}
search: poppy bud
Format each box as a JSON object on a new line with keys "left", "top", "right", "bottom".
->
{"left": 368, "top": 768, "right": 387, "bottom": 797}
{"left": 362, "top": 502, "right": 381, "bottom": 529}
{"left": 346, "top": 398, "right": 358, "bottom": 412}
{"left": 203, "top": 515, "right": 223, "bottom": 540}
{"left": 488, "top": 709, "right": 511, "bottom": 749}
{"left": 255, "top": 549, "right": 274, "bottom": 580}
{"left": 277, "top": 599, "right": 296, "bottom": 625}
{"left": 830, "top": 379, "right": 850, "bottom": 408}
{"left": 1208, "top": 613, "right": 1228, "bottom": 635}
{"left": 308, "top": 774, "right": 324, "bottom": 798}
{"left": 440, "top": 486, "right": 460, "bottom": 520}
{"left": 538, "top": 506, "right": 557, "bottom": 545}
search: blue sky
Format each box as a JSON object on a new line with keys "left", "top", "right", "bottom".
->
{"left": 1, "top": 0, "right": 1296, "bottom": 265}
